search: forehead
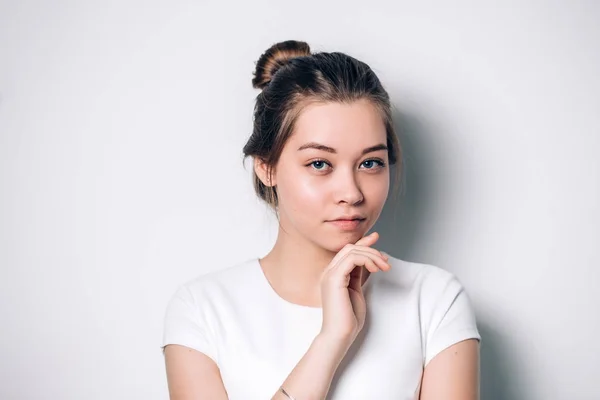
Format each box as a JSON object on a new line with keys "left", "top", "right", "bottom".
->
{"left": 288, "top": 99, "right": 387, "bottom": 150}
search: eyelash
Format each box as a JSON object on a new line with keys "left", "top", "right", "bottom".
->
{"left": 306, "top": 158, "right": 386, "bottom": 172}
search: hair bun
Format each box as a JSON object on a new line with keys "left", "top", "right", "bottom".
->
{"left": 252, "top": 40, "right": 311, "bottom": 90}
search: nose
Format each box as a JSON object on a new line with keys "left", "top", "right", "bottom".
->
{"left": 333, "top": 169, "right": 364, "bottom": 205}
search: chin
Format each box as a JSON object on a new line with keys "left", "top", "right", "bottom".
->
{"left": 318, "top": 231, "right": 365, "bottom": 253}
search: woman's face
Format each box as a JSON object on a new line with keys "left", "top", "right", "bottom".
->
{"left": 268, "top": 99, "right": 390, "bottom": 253}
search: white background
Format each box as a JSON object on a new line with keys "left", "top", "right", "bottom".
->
{"left": 1, "top": 1, "right": 599, "bottom": 399}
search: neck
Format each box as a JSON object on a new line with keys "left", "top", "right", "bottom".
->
{"left": 259, "top": 226, "right": 336, "bottom": 308}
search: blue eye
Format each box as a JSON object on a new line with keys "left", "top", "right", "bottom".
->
{"left": 361, "top": 159, "right": 385, "bottom": 169}
{"left": 310, "top": 160, "right": 329, "bottom": 170}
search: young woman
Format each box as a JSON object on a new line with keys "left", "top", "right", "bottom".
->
{"left": 162, "top": 40, "right": 481, "bottom": 400}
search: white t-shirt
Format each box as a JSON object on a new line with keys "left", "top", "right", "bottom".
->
{"left": 162, "top": 256, "right": 481, "bottom": 399}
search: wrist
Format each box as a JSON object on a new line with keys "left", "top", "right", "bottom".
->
{"left": 314, "top": 332, "right": 353, "bottom": 360}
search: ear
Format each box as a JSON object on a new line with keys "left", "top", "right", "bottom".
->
{"left": 254, "top": 157, "right": 277, "bottom": 187}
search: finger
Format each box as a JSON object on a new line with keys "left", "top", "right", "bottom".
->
{"left": 347, "top": 256, "right": 379, "bottom": 274}
{"left": 351, "top": 245, "right": 389, "bottom": 263}
{"left": 355, "top": 231, "right": 379, "bottom": 247}
{"left": 363, "top": 257, "right": 380, "bottom": 273}
{"left": 355, "top": 232, "right": 389, "bottom": 262}
{"left": 325, "top": 233, "right": 384, "bottom": 275}
{"left": 326, "top": 244, "right": 355, "bottom": 270}
{"left": 332, "top": 252, "right": 387, "bottom": 281}
{"left": 348, "top": 249, "right": 391, "bottom": 271}
{"left": 348, "top": 263, "right": 365, "bottom": 292}
{"left": 327, "top": 233, "right": 377, "bottom": 269}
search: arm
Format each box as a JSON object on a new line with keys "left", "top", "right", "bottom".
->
{"left": 272, "top": 234, "right": 389, "bottom": 400}
{"left": 164, "top": 344, "right": 228, "bottom": 400}
{"left": 270, "top": 333, "right": 350, "bottom": 400}
{"left": 163, "top": 334, "right": 349, "bottom": 400}
{"left": 419, "top": 338, "right": 480, "bottom": 400}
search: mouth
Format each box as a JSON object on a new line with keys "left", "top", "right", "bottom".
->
{"left": 326, "top": 217, "right": 366, "bottom": 231}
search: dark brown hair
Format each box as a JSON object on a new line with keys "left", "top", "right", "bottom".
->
{"left": 243, "top": 40, "right": 403, "bottom": 208}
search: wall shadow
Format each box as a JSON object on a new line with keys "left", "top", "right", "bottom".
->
{"left": 371, "top": 109, "right": 520, "bottom": 400}
{"left": 371, "top": 109, "right": 432, "bottom": 263}
{"left": 478, "top": 318, "right": 526, "bottom": 400}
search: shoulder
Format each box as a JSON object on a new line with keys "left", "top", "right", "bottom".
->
{"left": 162, "top": 260, "right": 257, "bottom": 364}
{"left": 183, "top": 258, "right": 256, "bottom": 288}
{"left": 380, "top": 255, "right": 477, "bottom": 327}
{"left": 174, "top": 258, "right": 258, "bottom": 303}
{"left": 383, "top": 255, "right": 462, "bottom": 295}
{"left": 382, "top": 256, "right": 480, "bottom": 365}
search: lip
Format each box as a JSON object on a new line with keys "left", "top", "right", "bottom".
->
{"left": 331, "top": 214, "right": 366, "bottom": 221}
{"left": 327, "top": 217, "right": 366, "bottom": 231}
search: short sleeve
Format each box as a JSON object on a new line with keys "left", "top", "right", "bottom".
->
{"left": 424, "top": 276, "right": 481, "bottom": 367}
{"left": 162, "top": 285, "right": 219, "bottom": 364}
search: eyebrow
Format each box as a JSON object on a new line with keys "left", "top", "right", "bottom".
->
{"left": 297, "top": 142, "right": 388, "bottom": 155}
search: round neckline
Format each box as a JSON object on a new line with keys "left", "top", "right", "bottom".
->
{"left": 253, "top": 257, "right": 376, "bottom": 313}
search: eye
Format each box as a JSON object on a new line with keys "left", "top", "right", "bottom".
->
{"left": 360, "top": 159, "right": 386, "bottom": 170}
{"left": 308, "top": 160, "right": 331, "bottom": 171}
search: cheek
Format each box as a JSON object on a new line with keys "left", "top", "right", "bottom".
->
{"left": 363, "top": 174, "right": 390, "bottom": 207}
{"left": 280, "top": 173, "right": 326, "bottom": 208}
{"left": 277, "top": 167, "right": 328, "bottom": 216}
{"left": 296, "top": 177, "right": 326, "bottom": 203}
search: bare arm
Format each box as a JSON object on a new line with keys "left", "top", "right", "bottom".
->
{"left": 419, "top": 339, "right": 480, "bottom": 400}
{"left": 270, "top": 333, "right": 350, "bottom": 400}
{"left": 164, "top": 335, "right": 349, "bottom": 400}
{"left": 163, "top": 233, "right": 388, "bottom": 399}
